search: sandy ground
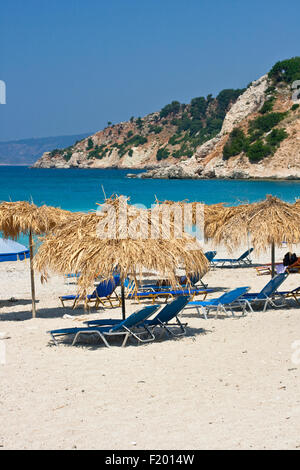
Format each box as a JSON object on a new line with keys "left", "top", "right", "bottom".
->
{"left": 1, "top": 244, "right": 300, "bottom": 450}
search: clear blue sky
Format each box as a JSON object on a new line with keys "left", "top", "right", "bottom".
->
{"left": 1, "top": 0, "right": 299, "bottom": 141}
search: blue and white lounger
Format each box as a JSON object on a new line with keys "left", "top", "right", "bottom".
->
{"left": 87, "top": 295, "right": 192, "bottom": 338}
{"left": 183, "top": 286, "right": 250, "bottom": 319}
{"left": 48, "top": 304, "right": 160, "bottom": 347}
{"left": 240, "top": 272, "right": 289, "bottom": 312}
{"left": 211, "top": 248, "right": 254, "bottom": 268}
{"left": 59, "top": 274, "right": 121, "bottom": 309}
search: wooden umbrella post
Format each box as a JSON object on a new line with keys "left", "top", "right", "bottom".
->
{"left": 121, "top": 277, "right": 126, "bottom": 320}
{"left": 29, "top": 229, "right": 37, "bottom": 318}
{"left": 271, "top": 241, "right": 276, "bottom": 278}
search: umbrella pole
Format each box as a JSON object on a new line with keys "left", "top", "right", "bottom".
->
{"left": 29, "top": 230, "right": 37, "bottom": 318}
{"left": 271, "top": 241, "right": 276, "bottom": 278}
{"left": 121, "top": 279, "right": 126, "bottom": 320}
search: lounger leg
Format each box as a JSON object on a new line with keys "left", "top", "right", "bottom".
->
{"left": 239, "top": 301, "right": 247, "bottom": 316}
{"left": 157, "top": 318, "right": 186, "bottom": 337}
{"left": 229, "top": 306, "right": 235, "bottom": 317}
{"left": 50, "top": 333, "right": 58, "bottom": 345}
{"left": 214, "top": 305, "right": 220, "bottom": 319}
{"left": 126, "top": 327, "right": 155, "bottom": 344}
{"left": 120, "top": 332, "right": 130, "bottom": 347}
{"left": 245, "top": 300, "right": 254, "bottom": 313}
{"left": 263, "top": 299, "right": 272, "bottom": 312}
{"left": 197, "top": 306, "right": 207, "bottom": 319}
{"left": 72, "top": 330, "right": 112, "bottom": 348}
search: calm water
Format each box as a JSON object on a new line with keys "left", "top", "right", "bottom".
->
{"left": 1, "top": 166, "right": 300, "bottom": 212}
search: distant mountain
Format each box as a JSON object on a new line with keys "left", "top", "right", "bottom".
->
{"left": 0, "top": 133, "right": 91, "bottom": 165}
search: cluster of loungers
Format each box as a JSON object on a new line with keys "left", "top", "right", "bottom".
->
{"left": 49, "top": 270, "right": 300, "bottom": 346}
{"left": 50, "top": 247, "right": 300, "bottom": 347}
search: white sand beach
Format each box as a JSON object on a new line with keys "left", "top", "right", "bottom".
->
{"left": 1, "top": 244, "right": 300, "bottom": 450}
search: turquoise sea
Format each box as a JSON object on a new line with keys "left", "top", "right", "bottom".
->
{"left": 1, "top": 166, "right": 300, "bottom": 212}
{"left": 1, "top": 165, "right": 300, "bottom": 247}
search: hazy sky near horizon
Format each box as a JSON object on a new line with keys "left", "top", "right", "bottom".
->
{"left": 1, "top": 0, "right": 300, "bottom": 141}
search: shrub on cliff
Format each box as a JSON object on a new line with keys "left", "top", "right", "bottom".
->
{"left": 86, "top": 138, "right": 94, "bottom": 150}
{"left": 269, "top": 57, "right": 300, "bottom": 84}
{"left": 156, "top": 148, "right": 170, "bottom": 160}
{"left": 291, "top": 103, "right": 299, "bottom": 111}
{"left": 265, "top": 128, "right": 288, "bottom": 147}
{"left": 249, "top": 112, "right": 287, "bottom": 134}
{"left": 64, "top": 151, "right": 73, "bottom": 162}
{"left": 149, "top": 125, "right": 162, "bottom": 134}
{"left": 215, "top": 88, "right": 246, "bottom": 119}
{"left": 190, "top": 97, "right": 207, "bottom": 119}
{"left": 260, "top": 96, "right": 276, "bottom": 114}
{"left": 223, "top": 128, "right": 248, "bottom": 160}
{"left": 160, "top": 101, "right": 181, "bottom": 118}
{"left": 246, "top": 140, "right": 273, "bottom": 162}
{"left": 49, "top": 149, "right": 63, "bottom": 158}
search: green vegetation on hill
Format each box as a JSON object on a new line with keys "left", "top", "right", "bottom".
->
{"left": 156, "top": 147, "right": 170, "bottom": 160}
{"left": 269, "top": 57, "right": 300, "bottom": 84}
{"left": 222, "top": 57, "right": 300, "bottom": 164}
{"left": 223, "top": 111, "right": 289, "bottom": 163}
{"left": 115, "top": 135, "right": 148, "bottom": 158}
{"left": 155, "top": 88, "right": 245, "bottom": 160}
{"left": 46, "top": 57, "right": 300, "bottom": 166}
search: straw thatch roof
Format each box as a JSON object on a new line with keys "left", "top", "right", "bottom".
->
{"left": 0, "top": 201, "right": 74, "bottom": 239}
{"left": 212, "top": 195, "right": 300, "bottom": 252}
{"left": 204, "top": 203, "right": 247, "bottom": 240}
{"left": 153, "top": 197, "right": 238, "bottom": 240}
{"left": 34, "top": 196, "right": 209, "bottom": 297}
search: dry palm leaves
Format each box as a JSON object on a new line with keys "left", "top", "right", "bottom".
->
{"left": 34, "top": 195, "right": 209, "bottom": 298}
{"left": 0, "top": 200, "right": 75, "bottom": 317}
{"left": 153, "top": 197, "right": 237, "bottom": 240}
{"left": 0, "top": 201, "right": 73, "bottom": 239}
{"left": 213, "top": 195, "right": 300, "bottom": 252}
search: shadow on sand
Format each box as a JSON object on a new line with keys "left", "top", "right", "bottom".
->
{"left": 46, "top": 325, "right": 212, "bottom": 349}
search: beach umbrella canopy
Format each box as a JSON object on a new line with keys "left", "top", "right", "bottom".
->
{"left": 0, "top": 238, "right": 30, "bottom": 262}
{"left": 212, "top": 195, "right": 300, "bottom": 277}
{"left": 153, "top": 197, "right": 243, "bottom": 241}
{"left": 34, "top": 195, "right": 209, "bottom": 318}
{"left": 0, "top": 201, "right": 74, "bottom": 317}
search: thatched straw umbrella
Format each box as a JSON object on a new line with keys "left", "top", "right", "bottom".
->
{"left": 153, "top": 197, "right": 240, "bottom": 242}
{"left": 0, "top": 201, "right": 73, "bottom": 317}
{"left": 212, "top": 195, "right": 300, "bottom": 277}
{"left": 35, "top": 196, "right": 209, "bottom": 318}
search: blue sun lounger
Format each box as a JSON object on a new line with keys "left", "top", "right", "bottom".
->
{"left": 48, "top": 304, "right": 160, "bottom": 347}
{"left": 239, "top": 272, "right": 289, "bottom": 312}
{"left": 139, "top": 251, "right": 217, "bottom": 292}
{"left": 140, "top": 273, "right": 207, "bottom": 292}
{"left": 183, "top": 286, "right": 250, "bottom": 319}
{"left": 211, "top": 248, "right": 254, "bottom": 268}
{"left": 59, "top": 274, "right": 121, "bottom": 309}
{"left": 87, "top": 295, "right": 192, "bottom": 338}
{"left": 127, "top": 287, "right": 213, "bottom": 303}
{"left": 280, "top": 285, "right": 300, "bottom": 305}
{"left": 205, "top": 250, "right": 217, "bottom": 262}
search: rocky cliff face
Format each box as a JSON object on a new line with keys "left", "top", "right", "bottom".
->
{"left": 34, "top": 57, "right": 300, "bottom": 180}
{"left": 33, "top": 113, "right": 175, "bottom": 170}
{"left": 33, "top": 88, "right": 245, "bottom": 170}
{"left": 137, "top": 60, "right": 300, "bottom": 180}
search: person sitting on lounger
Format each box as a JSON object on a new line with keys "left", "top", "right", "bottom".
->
{"left": 283, "top": 252, "right": 300, "bottom": 273}
{"left": 283, "top": 252, "right": 298, "bottom": 267}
